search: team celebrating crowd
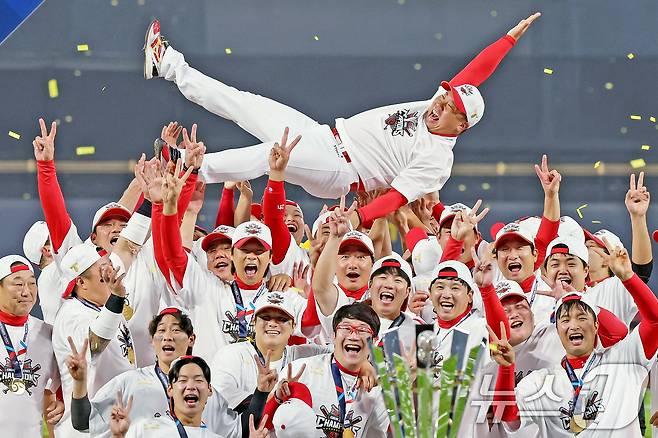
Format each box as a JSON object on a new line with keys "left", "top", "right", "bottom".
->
{"left": 2, "top": 10, "right": 658, "bottom": 438}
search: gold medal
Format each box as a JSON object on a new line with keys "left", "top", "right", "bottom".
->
{"left": 569, "top": 414, "right": 586, "bottom": 433}
{"left": 342, "top": 428, "right": 355, "bottom": 438}
{"left": 122, "top": 303, "right": 134, "bottom": 321}
{"left": 10, "top": 378, "right": 25, "bottom": 395}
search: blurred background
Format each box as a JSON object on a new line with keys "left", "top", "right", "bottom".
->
{"left": 1, "top": 0, "right": 658, "bottom": 279}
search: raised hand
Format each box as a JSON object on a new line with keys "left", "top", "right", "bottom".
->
{"left": 269, "top": 127, "right": 302, "bottom": 179}
{"left": 507, "top": 12, "right": 541, "bottom": 41}
{"left": 291, "top": 262, "right": 311, "bottom": 298}
{"left": 451, "top": 200, "right": 489, "bottom": 241}
{"left": 534, "top": 154, "right": 561, "bottom": 197}
{"left": 248, "top": 414, "right": 270, "bottom": 438}
{"left": 236, "top": 180, "right": 253, "bottom": 199}
{"left": 602, "top": 238, "right": 633, "bottom": 281}
{"left": 109, "top": 391, "right": 133, "bottom": 438}
{"left": 267, "top": 274, "right": 292, "bottom": 292}
{"left": 471, "top": 247, "right": 495, "bottom": 288}
{"left": 408, "top": 291, "right": 429, "bottom": 316}
{"left": 101, "top": 264, "right": 127, "bottom": 297}
{"left": 274, "top": 363, "right": 306, "bottom": 401}
{"left": 356, "top": 360, "right": 378, "bottom": 392}
{"left": 141, "top": 158, "right": 165, "bottom": 204}
{"left": 65, "top": 336, "right": 89, "bottom": 382}
{"left": 487, "top": 322, "right": 515, "bottom": 367}
{"left": 162, "top": 160, "right": 194, "bottom": 207}
{"left": 187, "top": 180, "right": 206, "bottom": 214}
{"left": 328, "top": 196, "right": 357, "bottom": 238}
{"left": 161, "top": 121, "right": 183, "bottom": 148}
{"left": 305, "top": 224, "right": 326, "bottom": 267}
{"left": 33, "top": 118, "right": 57, "bottom": 161}
{"left": 625, "top": 172, "right": 650, "bottom": 217}
{"left": 255, "top": 350, "right": 278, "bottom": 393}
{"left": 536, "top": 277, "right": 575, "bottom": 301}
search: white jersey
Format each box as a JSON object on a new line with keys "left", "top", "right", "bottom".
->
{"left": 336, "top": 92, "right": 455, "bottom": 202}
{"left": 285, "top": 353, "right": 389, "bottom": 437}
{"left": 126, "top": 416, "right": 225, "bottom": 438}
{"left": 90, "top": 365, "right": 240, "bottom": 438}
{"left": 0, "top": 316, "right": 60, "bottom": 438}
{"left": 431, "top": 310, "right": 488, "bottom": 373}
{"left": 270, "top": 238, "right": 310, "bottom": 278}
{"left": 586, "top": 276, "right": 638, "bottom": 326}
{"left": 52, "top": 298, "right": 136, "bottom": 437}
{"left": 515, "top": 328, "right": 655, "bottom": 437}
{"left": 210, "top": 341, "right": 331, "bottom": 409}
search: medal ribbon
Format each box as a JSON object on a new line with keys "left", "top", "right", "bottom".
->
{"left": 230, "top": 281, "right": 267, "bottom": 340}
{"left": 251, "top": 340, "right": 288, "bottom": 372}
{"left": 330, "top": 357, "right": 359, "bottom": 432}
{"left": 76, "top": 297, "right": 101, "bottom": 312}
{"left": 561, "top": 353, "right": 599, "bottom": 418}
{"left": 0, "top": 322, "right": 28, "bottom": 378}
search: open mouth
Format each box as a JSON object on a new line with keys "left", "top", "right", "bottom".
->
{"left": 439, "top": 301, "right": 454, "bottom": 311}
{"left": 568, "top": 333, "right": 584, "bottom": 346}
{"left": 557, "top": 276, "right": 572, "bottom": 285}
{"left": 286, "top": 223, "right": 298, "bottom": 233}
{"left": 344, "top": 343, "right": 362, "bottom": 355}
{"left": 507, "top": 262, "right": 522, "bottom": 274}
{"left": 110, "top": 236, "right": 119, "bottom": 245}
{"left": 428, "top": 108, "right": 441, "bottom": 122}
{"left": 244, "top": 263, "right": 258, "bottom": 277}
{"left": 183, "top": 394, "right": 199, "bottom": 407}
{"left": 214, "top": 261, "right": 229, "bottom": 270}
{"left": 346, "top": 272, "right": 360, "bottom": 280}
{"left": 265, "top": 329, "right": 280, "bottom": 335}
{"left": 161, "top": 345, "right": 176, "bottom": 353}
{"left": 510, "top": 320, "right": 523, "bottom": 329}
{"left": 380, "top": 291, "right": 395, "bottom": 303}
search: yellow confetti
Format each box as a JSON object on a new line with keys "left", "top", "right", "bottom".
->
{"left": 604, "top": 82, "right": 614, "bottom": 90}
{"left": 594, "top": 161, "right": 601, "bottom": 169}
{"left": 592, "top": 220, "right": 601, "bottom": 224}
{"left": 630, "top": 158, "right": 646, "bottom": 169}
{"left": 543, "top": 68, "right": 553, "bottom": 75}
{"left": 76, "top": 146, "right": 96, "bottom": 156}
{"left": 488, "top": 343, "right": 498, "bottom": 352}
{"left": 8, "top": 131, "right": 20, "bottom": 140}
{"left": 313, "top": 35, "right": 319, "bottom": 41}
{"left": 630, "top": 115, "right": 642, "bottom": 120}
{"left": 651, "top": 116, "right": 656, "bottom": 123}
{"left": 48, "top": 79, "right": 59, "bottom": 98}
{"left": 225, "top": 48, "right": 232, "bottom": 55}
{"left": 77, "top": 44, "right": 89, "bottom": 52}
{"left": 642, "top": 145, "right": 651, "bottom": 150}
{"left": 300, "top": 240, "right": 310, "bottom": 250}
{"left": 627, "top": 53, "right": 635, "bottom": 60}
{"left": 576, "top": 204, "right": 588, "bottom": 219}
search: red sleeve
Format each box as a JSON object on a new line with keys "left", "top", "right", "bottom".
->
{"left": 215, "top": 187, "right": 235, "bottom": 227}
{"left": 406, "top": 227, "right": 429, "bottom": 254}
{"left": 301, "top": 287, "right": 322, "bottom": 328}
{"left": 596, "top": 306, "right": 628, "bottom": 348}
{"left": 262, "top": 396, "right": 279, "bottom": 430}
{"left": 161, "top": 212, "right": 189, "bottom": 286}
{"left": 356, "top": 189, "right": 408, "bottom": 225}
{"left": 133, "top": 194, "right": 145, "bottom": 213}
{"left": 493, "top": 364, "right": 520, "bottom": 422}
{"left": 533, "top": 216, "right": 559, "bottom": 271}
{"left": 431, "top": 202, "right": 445, "bottom": 223}
{"left": 480, "top": 284, "right": 510, "bottom": 341}
{"left": 449, "top": 35, "right": 516, "bottom": 87}
{"left": 263, "top": 180, "right": 292, "bottom": 265}
{"left": 621, "top": 274, "right": 658, "bottom": 359}
{"left": 151, "top": 203, "right": 172, "bottom": 287}
{"left": 439, "top": 236, "right": 464, "bottom": 262}
{"left": 176, "top": 172, "right": 199, "bottom": 223}
{"left": 37, "top": 160, "right": 72, "bottom": 252}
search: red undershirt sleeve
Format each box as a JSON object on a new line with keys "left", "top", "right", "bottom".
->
{"left": 162, "top": 211, "right": 189, "bottom": 286}
{"left": 439, "top": 236, "right": 464, "bottom": 262}
{"left": 356, "top": 189, "right": 408, "bottom": 226}
{"left": 621, "top": 274, "right": 658, "bottom": 359}
{"left": 176, "top": 173, "right": 198, "bottom": 224}
{"left": 151, "top": 203, "right": 172, "bottom": 287}
{"left": 215, "top": 187, "right": 235, "bottom": 228}
{"left": 37, "top": 160, "right": 72, "bottom": 252}
{"left": 431, "top": 202, "right": 445, "bottom": 223}
{"left": 596, "top": 307, "right": 628, "bottom": 348}
{"left": 533, "top": 216, "right": 560, "bottom": 271}
{"left": 449, "top": 35, "right": 516, "bottom": 87}
{"left": 263, "top": 180, "right": 292, "bottom": 265}
{"left": 493, "top": 364, "right": 520, "bottom": 422}
{"left": 480, "top": 284, "right": 510, "bottom": 341}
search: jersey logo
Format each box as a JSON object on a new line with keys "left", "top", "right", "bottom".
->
{"left": 316, "top": 404, "right": 363, "bottom": 437}
{"left": 384, "top": 109, "right": 418, "bottom": 137}
{"left": 221, "top": 311, "right": 255, "bottom": 343}
{"left": 118, "top": 323, "right": 135, "bottom": 365}
{"left": 558, "top": 390, "right": 603, "bottom": 430}
{"left": 0, "top": 358, "right": 41, "bottom": 395}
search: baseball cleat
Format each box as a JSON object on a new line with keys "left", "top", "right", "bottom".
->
{"left": 143, "top": 19, "right": 168, "bottom": 79}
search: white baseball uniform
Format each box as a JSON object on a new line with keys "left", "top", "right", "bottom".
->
{"left": 126, "top": 416, "right": 226, "bottom": 438}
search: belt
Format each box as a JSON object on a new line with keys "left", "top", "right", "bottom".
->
{"left": 331, "top": 127, "right": 352, "bottom": 163}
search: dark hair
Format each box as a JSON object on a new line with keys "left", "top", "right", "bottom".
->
{"left": 168, "top": 356, "right": 211, "bottom": 385}
{"left": 555, "top": 299, "right": 597, "bottom": 323}
{"left": 332, "top": 303, "right": 380, "bottom": 335}
{"left": 430, "top": 274, "right": 472, "bottom": 293}
{"left": 371, "top": 266, "right": 410, "bottom": 287}
{"left": 148, "top": 310, "right": 195, "bottom": 355}
{"left": 544, "top": 245, "right": 587, "bottom": 269}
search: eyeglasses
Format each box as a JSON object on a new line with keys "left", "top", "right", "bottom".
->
{"left": 335, "top": 323, "right": 374, "bottom": 338}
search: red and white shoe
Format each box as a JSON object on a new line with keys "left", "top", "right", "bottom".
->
{"left": 143, "top": 19, "right": 168, "bottom": 79}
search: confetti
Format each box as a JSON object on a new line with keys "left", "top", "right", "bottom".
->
{"left": 630, "top": 158, "right": 646, "bottom": 169}
{"left": 8, "top": 131, "right": 20, "bottom": 140}
{"left": 594, "top": 161, "right": 601, "bottom": 169}
{"left": 225, "top": 48, "right": 232, "bottom": 55}
{"left": 642, "top": 145, "right": 651, "bottom": 150}
{"left": 481, "top": 182, "right": 491, "bottom": 190}
{"left": 300, "top": 240, "right": 311, "bottom": 250}
{"left": 76, "top": 146, "right": 95, "bottom": 156}
{"left": 48, "top": 79, "right": 58, "bottom": 98}
{"left": 627, "top": 53, "right": 635, "bottom": 60}
{"left": 543, "top": 68, "right": 553, "bottom": 75}
{"left": 604, "top": 82, "right": 614, "bottom": 90}
{"left": 576, "top": 204, "right": 588, "bottom": 219}
{"left": 651, "top": 116, "right": 657, "bottom": 123}
{"left": 77, "top": 44, "right": 89, "bottom": 52}
{"left": 313, "top": 35, "right": 319, "bottom": 41}
{"left": 488, "top": 343, "right": 498, "bottom": 352}
{"left": 591, "top": 220, "right": 601, "bottom": 224}
{"left": 630, "top": 115, "right": 642, "bottom": 120}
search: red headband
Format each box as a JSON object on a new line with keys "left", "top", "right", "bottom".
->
{"left": 159, "top": 307, "right": 181, "bottom": 316}
{"left": 10, "top": 264, "right": 30, "bottom": 273}
{"left": 381, "top": 261, "right": 401, "bottom": 268}
{"left": 438, "top": 269, "right": 458, "bottom": 278}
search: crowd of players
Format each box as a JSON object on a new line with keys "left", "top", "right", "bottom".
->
{"left": 3, "top": 11, "right": 658, "bottom": 438}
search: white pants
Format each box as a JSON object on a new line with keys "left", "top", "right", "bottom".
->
{"left": 160, "top": 47, "right": 359, "bottom": 199}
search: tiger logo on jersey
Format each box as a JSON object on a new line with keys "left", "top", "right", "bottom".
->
{"left": 0, "top": 358, "right": 41, "bottom": 395}
{"left": 316, "top": 404, "right": 362, "bottom": 437}
{"left": 384, "top": 109, "right": 418, "bottom": 137}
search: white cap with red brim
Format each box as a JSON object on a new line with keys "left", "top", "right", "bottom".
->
{"left": 495, "top": 279, "right": 527, "bottom": 302}
{"left": 0, "top": 255, "right": 34, "bottom": 281}
{"left": 91, "top": 202, "right": 132, "bottom": 233}
{"left": 232, "top": 221, "right": 272, "bottom": 250}
{"left": 339, "top": 230, "right": 374, "bottom": 256}
{"left": 201, "top": 225, "right": 235, "bottom": 251}
{"left": 558, "top": 216, "right": 584, "bottom": 242}
{"left": 370, "top": 252, "right": 413, "bottom": 286}
{"left": 431, "top": 260, "right": 477, "bottom": 293}
{"left": 494, "top": 221, "right": 535, "bottom": 249}
{"left": 545, "top": 236, "right": 589, "bottom": 266}
{"left": 440, "top": 81, "right": 485, "bottom": 128}
{"left": 406, "top": 228, "right": 443, "bottom": 277}
{"left": 438, "top": 203, "right": 472, "bottom": 228}
{"left": 253, "top": 291, "right": 297, "bottom": 323}
{"left": 583, "top": 229, "right": 624, "bottom": 251}
{"left": 23, "top": 221, "right": 50, "bottom": 265}
{"left": 272, "top": 382, "right": 316, "bottom": 437}
{"left": 60, "top": 242, "right": 108, "bottom": 297}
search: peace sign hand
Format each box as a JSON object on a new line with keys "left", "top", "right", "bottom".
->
{"left": 601, "top": 237, "right": 633, "bottom": 281}
{"left": 248, "top": 413, "right": 270, "bottom": 438}
{"left": 33, "top": 118, "right": 57, "bottom": 162}
{"left": 451, "top": 199, "right": 489, "bottom": 241}
{"left": 269, "top": 127, "right": 302, "bottom": 178}
{"left": 471, "top": 247, "right": 494, "bottom": 288}
{"left": 507, "top": 12, "right": 541, "bottom": 41}
{"left": 65, "top": 336, "right": 89, "bottom": 382}
{"left": 274, "top": 363, "right": 306, "bottom": 402}
{"left": 328, "top": 196, "right": 357, "bottom": 238}
{"left": 487, "top": 322, "right": 515, "bottom": 367}
{"left": 109, "top": 391, "right": 133, "bottom": 438}
{"left": 255, "top": 350, "right": 278, "bottom": 393}
{"left": 162, "top": 159, "right": 195, "bottom": 207}
{"left": 161, "top": 121, "right": 183, "bottom": 148}
{"left": 534, "top": 154, "right": 561, "bottom": 197}
{"left": 625, "top": 172, "right": 650, "bottom": 217}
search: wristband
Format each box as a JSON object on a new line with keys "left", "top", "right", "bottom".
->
{"left": 119, "top": 211, "right": 151, "bottom": 246}
{"left": 90, "top": 296, "right": 125, "bottom": 339}
{"left": 136, "top": 199, "right": 152, "bottom": 218}
{"left": 183, "top": 163, "right": 200, "bottom": 175}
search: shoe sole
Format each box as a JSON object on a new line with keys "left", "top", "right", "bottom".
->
{"left": 143, "top": 20, "right": 156, "bottom": 79}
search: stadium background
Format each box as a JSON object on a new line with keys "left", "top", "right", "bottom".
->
{"left": 1, "top": 0, "right": 657, "bottom": 296}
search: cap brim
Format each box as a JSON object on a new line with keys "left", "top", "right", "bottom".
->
{"left": 234, "top": 237, "right": 271, "bottom": 251}
{"left": 498, "top": 291, "right": 528, "bottom": 303}
{"left": 201, "top": 232, "right": 232, "bottom": 251}
{"left": 339, "top": 238, "right": 373, "bottom": 255}
{"left": 494, "top": 232, "right": 534, "bottom": 249}
{"left": 255, "top": 305, "right": 295, "bottom": 322}
{"left": 94, "top": 208, "right": 131, "bottom": 229}
{"left": 440, "top": 81, "right": 467, "bottom": 115}
{"left": 583, "top": 229, "right": 606, "bottom": 249}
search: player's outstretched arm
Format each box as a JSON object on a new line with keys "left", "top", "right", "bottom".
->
{"left": 533, "top": 155, "right": 561, "bottom": 270}
{"left": 449, "top": 12, "right": 540, "bottom": 88}
{"left": 625, "top": 172, "right": 653, "bottom": 278}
